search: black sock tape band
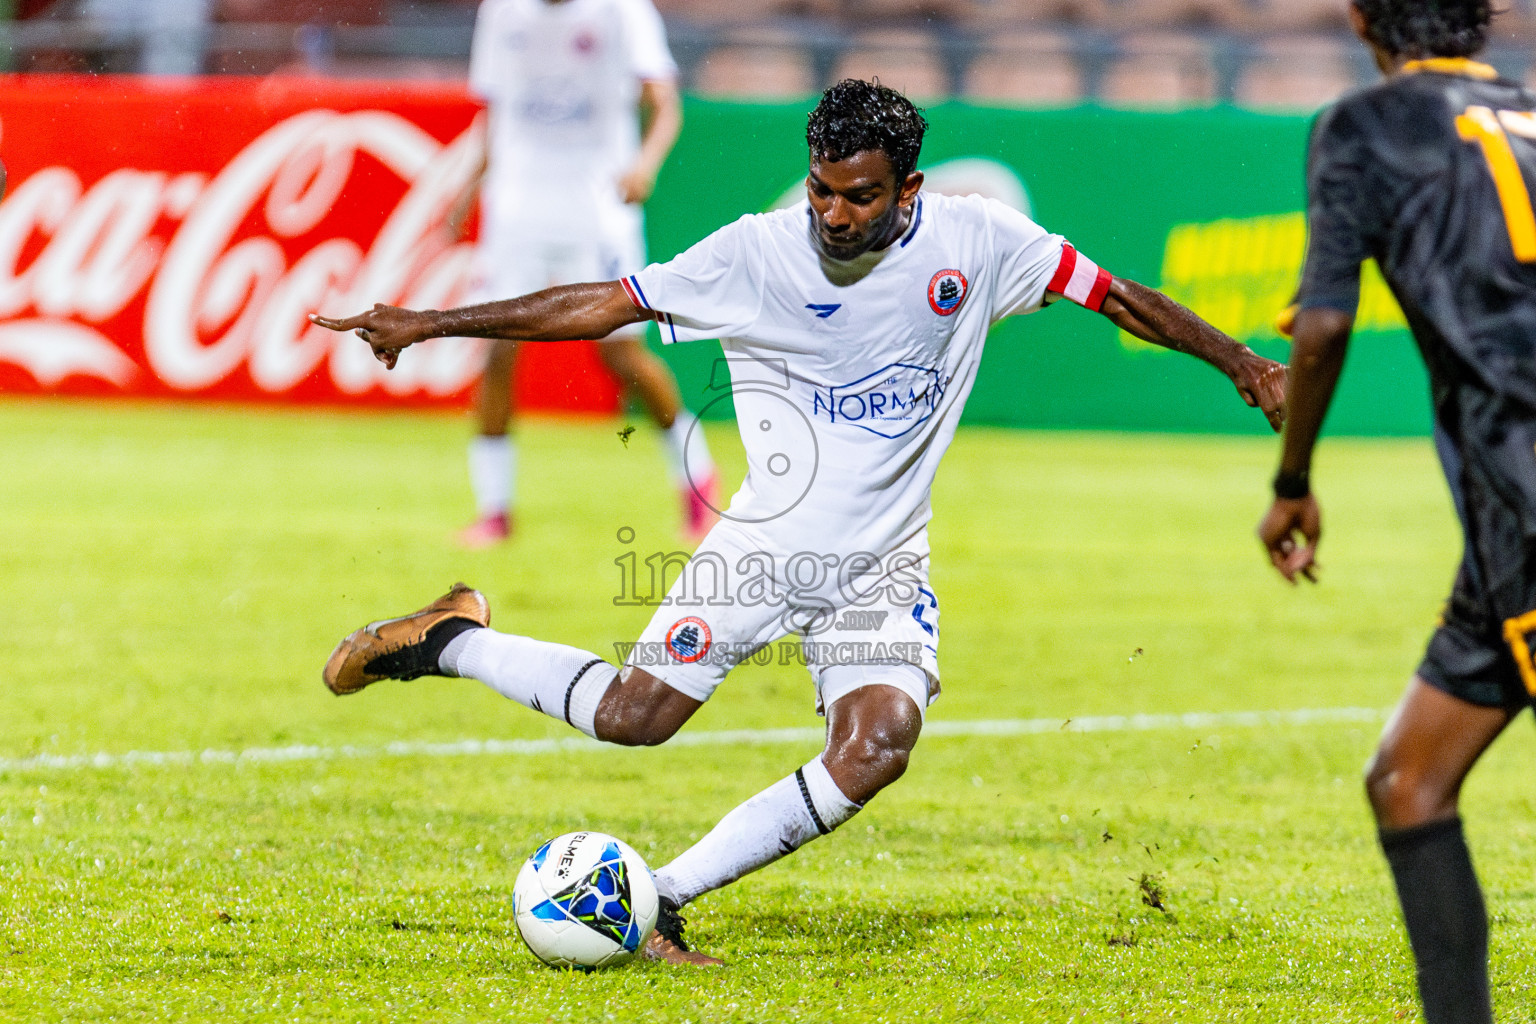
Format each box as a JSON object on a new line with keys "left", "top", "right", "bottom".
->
{"left": 563, "top": 659, "right": 607, "bottom": 726}
{"left": 795, "top": 767, "right": 831, "bottom": 835}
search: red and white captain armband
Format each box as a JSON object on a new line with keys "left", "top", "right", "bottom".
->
{"left": 1048, "top": 243, "right": 1113, "bottom": 312}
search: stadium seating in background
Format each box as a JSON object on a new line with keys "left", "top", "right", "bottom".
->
{"left": 216, "top": 0, "right": 387, "bottom": 28}
{"left": 963, "top": 29, "right": 1082, "bottom": 107}
{"left": 836, "top": 0, "right": 978, "bottom": 25}
{"left": 1113, "top": 0, "right": 1249, "bottom": 30}
{"left": 693, "top": 26, "right": 818, "bottom": 98}
{"left": 963, "top": 0, "right": 1108, "bottom": 26}
{"left": 654, "top": 0, "right": 840, "bottom": 23}
{"left": 1099, "top": 32, "right": 1216, "bottom": 107}
{"left": 27, "top": 0, "right": 1536, "bottom": 111}
{"left": 652, "top": 0, "right": 1390, "bottom": 109}
{"left": 1492, "top": 0, "right": 1536, "bottom": 40}
{"left": 829, "top": 28, "right": 952, "bottom": 100}
{"left": 1247, "top": 0, "right": 1350, "bottom": 32}
{"left": 1235, "top": 34, "right": 1358, "bottom": 111}
{"left": 213, "top": 0, "right": 480, "bottom": 78}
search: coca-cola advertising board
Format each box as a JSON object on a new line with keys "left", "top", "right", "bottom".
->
{"left": 0, "top": 75, "right": 621, "bottom": 411}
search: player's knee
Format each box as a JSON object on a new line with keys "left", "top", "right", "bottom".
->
{"left": 832, "top": 732, "right": 910, "bottom": 793}
{"left": 593, "top": 706, "right": 680, "bottom": 747}
{"left": 866, "top": 741, "right": 911, "bottom": 789}
{"left": 1365, "top": 751, "right": 1453, "bottom": 828}
{"left": 592, "top": 676, "right": 696, "bottom": 747}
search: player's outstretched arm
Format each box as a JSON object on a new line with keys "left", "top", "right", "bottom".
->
{"left": 1256, "top": 305, "right": 1352, "bottom": 584}
{"left": 309, "top": 281, "right": 650, "bottom": 369}
{"left": 1097, "top": 276, "right": 1288, "bottom": 432}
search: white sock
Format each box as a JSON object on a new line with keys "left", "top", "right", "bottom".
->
{"left": 468, "top": 435, "right": 515, "bottom": 517}
{"left": 439, "top": 628, "right": 614, "bottom": 739}
{"left": 653, "top": 755, "right": 861, "bottom": 905}
{"left": 661, "top": 410, "right": 714, "bottom": 487}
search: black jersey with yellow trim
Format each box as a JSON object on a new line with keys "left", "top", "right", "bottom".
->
{"left": 1298, "top": 58, "right": 1536, "bottom": 415}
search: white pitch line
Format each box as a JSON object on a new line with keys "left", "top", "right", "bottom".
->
{"left": 0, "top": 707, "right": 1386, "bottom": 775}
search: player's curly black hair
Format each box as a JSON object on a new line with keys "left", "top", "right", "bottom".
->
{"left": 1353, "top": 0, "right": 1492, "bottom": 58}
{"left": 805, "top": 79, "right": 929, "bottom": 182}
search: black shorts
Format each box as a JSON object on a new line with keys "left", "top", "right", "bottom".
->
{"left": 1420, "top": 401, "right": 1536, "bottom": 710}
{"left": 1419, "top": 588, "right": 1531, "bottom": 709}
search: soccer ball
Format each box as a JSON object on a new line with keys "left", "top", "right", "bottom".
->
{"left": 512, "top": 831, "right": 659, "bottom": 970}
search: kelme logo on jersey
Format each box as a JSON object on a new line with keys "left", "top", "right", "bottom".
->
{"left": 665, "top": 617, "right": 712, "bottom": 663}
{"left": 927, "top": 269, "right": 969, "bottom": 316}
{"left": 813, "top": 363, "right": 950, "bottom": 439}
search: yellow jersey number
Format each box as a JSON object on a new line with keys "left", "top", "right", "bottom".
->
{"left": 1457, "top": 105, "right": 1536, "bottom": 262}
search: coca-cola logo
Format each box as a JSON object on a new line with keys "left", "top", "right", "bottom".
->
{"left": 0, "top": 106, "right": 486, "bottom": 397}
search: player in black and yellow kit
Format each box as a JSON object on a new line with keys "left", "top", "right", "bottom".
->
{"left": 1259, "top": 2, "right": 1534, "bottom": 1021}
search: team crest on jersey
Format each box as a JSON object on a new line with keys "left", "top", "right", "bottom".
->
{"left": 665, "top": 617, "right": 712, "bottom": 663}
{"left": 927, "top": 269, "right": 968, "bottom": 316}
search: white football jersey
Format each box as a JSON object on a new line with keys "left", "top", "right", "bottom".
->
{"left": 468, "top": 0, "right": 675, "bottom": 237}
{"left": 625, "top": 191, "right": 1110, "bottom": 560}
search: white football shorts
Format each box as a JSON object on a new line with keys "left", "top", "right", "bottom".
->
{"left": 473, "top": 204, "right": 647, "bottom": 341}
{"left": 623, "top": 521, "right": 942, "bottom": 715}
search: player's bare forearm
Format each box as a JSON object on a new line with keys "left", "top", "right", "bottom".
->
{"left": 308, "top": 281, "right": 648, "bottom": 369}
{"left": 639, "top": 79, "right": 682, "bottom": 166}
{"left": 1255, "top": 306, "right": 1350, "bottom": 585}
{"left": 1100, "top": 277, "right": 1288, "bottom": 430}
{"left": 1104, "top": 277, "right": 1261, "bottom": 374}
{"left": 1277, "top": 306, "right": 1353, "bottom": 477}
{"left": 622, "top": 79, "right": 682, "bottom": 204}
{"left": 437, "top": 283, "right": 648, "bottom": 341}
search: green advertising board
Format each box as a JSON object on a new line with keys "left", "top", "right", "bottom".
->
{"left": 646, "top": 100, "right": 1430, "bottom": 437}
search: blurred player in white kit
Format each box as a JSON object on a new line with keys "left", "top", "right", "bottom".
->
{"left": 456, "top": 0, "right": 717, "bottom": 547}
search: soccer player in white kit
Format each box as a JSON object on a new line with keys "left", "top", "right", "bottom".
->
{"left": 456, "top": 0, "right": 717, "bottom": 547}
{"left": 313, "top": 80, "right": 1287, "bottom": 965}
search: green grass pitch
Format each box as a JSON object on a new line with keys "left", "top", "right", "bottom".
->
{"left": 2, "top": 398, "right": 1535, "bottom": 1022}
